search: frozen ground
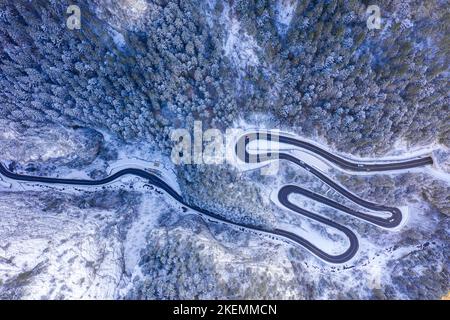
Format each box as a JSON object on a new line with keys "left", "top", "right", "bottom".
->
{"left": 0, "top": 123, "right": 448, "bottom": 299}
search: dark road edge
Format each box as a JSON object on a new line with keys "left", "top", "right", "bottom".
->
{"left": 0, "top": 162, "right": 354, "bottom": 264}
{"left": 234, "top": 132, "right": 434, "bottom": 263}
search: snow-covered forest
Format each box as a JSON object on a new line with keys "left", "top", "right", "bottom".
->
{"left": 0, "top": 0, "right": 448, "bottom": 300}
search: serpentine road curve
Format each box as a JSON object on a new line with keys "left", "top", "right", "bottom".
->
{"left": 0, "top": 132, "right": 433, "bottom": 264}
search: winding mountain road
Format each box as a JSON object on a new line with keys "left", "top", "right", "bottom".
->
{"left": 0, "top": 132, "right": 433, "bottom": 264}
{"left": 236, "top": 132, "right": 433, "bottom": 262}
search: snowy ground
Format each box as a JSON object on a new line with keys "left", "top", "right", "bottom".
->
{"left": 0, "top": 186, "right": 189, "bottom": 299}
{"left": 274, "top": 0, "right": 298, "bottom": 35}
